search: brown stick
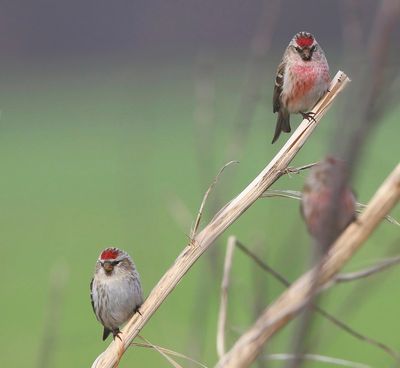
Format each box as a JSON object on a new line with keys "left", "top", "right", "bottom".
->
{"left": 216, "top": 163, "right": 400, "bottom": 368}
{"left": 91, "top": 71, "right": 349, "bottom": 368}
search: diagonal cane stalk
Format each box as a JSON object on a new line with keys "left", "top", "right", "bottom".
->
{"left": 91, "top": 71, "right": 350, "bottom": 368}
{"left": 216, "top": 163, "right": 400, "bottom": 368}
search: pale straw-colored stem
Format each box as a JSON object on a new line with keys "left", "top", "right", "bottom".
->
{"left": 217, "top": 236, "right": 236, "bottom": 358}
{"left": 91, "top": 71, "right": 349, "bottom": 368}
{"left": 216, "top": 163, "right": 400, "bottom": 368}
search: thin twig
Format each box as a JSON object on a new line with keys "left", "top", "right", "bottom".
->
{"left": 91, "top": 72, "right": 349, "bottom": 368}
{"left": 138, "top": 335, "right": 183, "bottom": 368}
{"left": 313, "top": 307, "right": 398, "bottom": 360}
{"left": 235, "top": 240, "right": 399, "bottom": 360}
{"left": 250, "top": 240, "right": 269, "bottom": 368}
{"left": 190, "top": 53, "right": 219, "bottom": 362}
{"left": 314, "top": 240, "right": 400, "bottom": 356}
{"left": 217, "top": 236, "right": 236, "bottom": 358}
{"left": 264, "top": 353, "right": 371, "bottom": 368}
{"left": 216, "top": 163, "right": 400, "bottom": 368}
{"left": 260, "top": 190, "right": 399, "bottom": 226}
{"left": 190, "top": 161, "right": 239, "bottom": 240}
{"left": 236, "top": 240, "right": 289, "bottom": 287}
{"left": 132, "top": 341, "right": 208, "bottom": 368}
{"left": 279, "top": 162, "right": 319, "bottom": 176}
{"left": 335, "top": 255, "right": 400, "bottom": 283}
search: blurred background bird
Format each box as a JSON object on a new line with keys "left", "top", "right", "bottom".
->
{"left": 90, "top": 247, "right": 143, "bottom": 341}
{"left": 301, "top": 157, "right": 356, "bottom": 250}
{"left": 272, "top": 31, "right": 330, "bottom": 143}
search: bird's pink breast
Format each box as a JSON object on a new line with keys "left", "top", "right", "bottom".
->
{"left": 291, "top": 65, "right": 317, "bottom": 96}
{"left": 284, "top": 63, "right": 329, "bottom": 112}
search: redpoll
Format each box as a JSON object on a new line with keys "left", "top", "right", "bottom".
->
{"left": 301, "top": 157, "right": 356, "bottom": 248}
{"left": 90, "top": 247, "right": 143, "bottom": 341}
{"left": 272, "top": 31, "right": 330, "bottom": 143}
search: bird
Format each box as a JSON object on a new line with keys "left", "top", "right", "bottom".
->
{"left": 301, "top": 157, "right": 356, "bottom": 249}
{"left": 272, "top": 31, "right": 330, "bottom": 144}
{"left": 90, "top": 247, "right": 143, "bottom": 341}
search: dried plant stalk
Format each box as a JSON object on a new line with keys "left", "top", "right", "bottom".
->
{"left": 216, "top": 163, "right": 400, "bottom": 368}
{"left": 217, "top": 236, "right": 236, "bottom": 358}
{"left": 91, "top": 71, "right": 349, "bottom": 368}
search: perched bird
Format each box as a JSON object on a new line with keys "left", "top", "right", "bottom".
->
{"left": 301, "top": 157, "right": 356, "bottom": 249}
{"left": 90, "top": 247, "right": 143, "bottom": 341}
{"left": 272, "top": 31, "right": 330, "bottom": 144}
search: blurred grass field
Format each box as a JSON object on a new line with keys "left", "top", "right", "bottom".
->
{"left": 1, "top": 57, "right": 399, "bottom": 367}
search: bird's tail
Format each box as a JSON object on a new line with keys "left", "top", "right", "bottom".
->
{"left": 271, "top": 110, "right": 291, "bottom": 144}
{"left": 103, "top": 327, "right": 111, "bottom": 341}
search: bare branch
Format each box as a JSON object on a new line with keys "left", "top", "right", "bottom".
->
{"left": 335, "top": 255, "right": 400, "bottom": 283}
{"left": 279, "top": 162, "right": 319, "bottom": 176}
{"left": 138, "top": 335, "right": 183, "bottom": 368}
{"left": 264, "top": 353, "right": 371, "bottom": 368}
{"left": 235, "top": 240, "right": 399, "bottom": 360}
{"left": 132, "top": 340, "right": 208, "bottom": 368}
{"left": 260, "top": 190, "right": 399, "bottom": 226}
{"left": 217, "top": 236, "right": 236, "bottom": 358}
{"left": 235, "top": 240, "right": 289, "bottom": 287}
{"left": 355, "top": 203, "right": 399, "bottom": 226}
{"left": 260, "top": 189, "right": 302, "bottom": 201}
{"left": 191, "top": 160, "right": 239, "bottom": 240}
{"left": 313, "top": 307, "right": 398, "bottom": 360}
{"left": 216, "top": 163, "right": 400, "bottom": 368}
{"left": 91, "top": 72, "right": 349, "bottom": 368}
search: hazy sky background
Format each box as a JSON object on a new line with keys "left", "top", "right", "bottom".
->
{"left": 1, "top": 0, "right": 379, "bottom": 61}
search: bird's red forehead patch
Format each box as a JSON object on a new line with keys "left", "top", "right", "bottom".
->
{"left": 295, "top": 35, "right": 314, "bottom": 47}
{"left": 100, "top": 248, "right": 119, "bottom": 260}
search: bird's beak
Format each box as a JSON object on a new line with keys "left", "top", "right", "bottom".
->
{"left": 301, "top": 49, "right": 311, "bottom": 61}
{"left": 102, "top": 261, "right": 114, "bottom": 273}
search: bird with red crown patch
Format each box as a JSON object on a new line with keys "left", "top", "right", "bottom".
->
{"left": 90, "top": 247, "right": 143, "bottom": 341}
{"left": 272, "top": 31, "right": 330, "bottom": 143}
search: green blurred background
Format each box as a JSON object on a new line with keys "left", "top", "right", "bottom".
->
{"left": 1, "top": 1, "right": 399, "bottom": 367}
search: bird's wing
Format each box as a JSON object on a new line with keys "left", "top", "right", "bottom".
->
{"left": 273, "top": 61, "right": 285, "bottom": 113}
{"left": 90, "top": 278, "right": 95, "bottom": 313}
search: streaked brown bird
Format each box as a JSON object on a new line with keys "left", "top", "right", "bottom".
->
{"left": 90, "top": 247, "right": 143, "bottom": 341}
{"left": 301, "top": 157, "right": 356, "bottom": 248}
{"left": 272, "top": 31, "right": 330, "bottom": 144}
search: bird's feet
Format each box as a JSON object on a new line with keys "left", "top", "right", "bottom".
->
{"left": 300, "top": 111, "right": 317, "bottom": 124}
{"left": 112, "top": 329, "right": 123, "bottom": 342}
{"left": 135, "top": 305, "right": 143, "bottom": 316}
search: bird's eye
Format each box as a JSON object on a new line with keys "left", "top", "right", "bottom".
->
{"left": 111, "top": 260, "right": 121, "bottom": 266}
{"left": 295, "top": 47, "right": 302, "bottom": 53}
{"left": 310, "top": 45, "right": 317, "bottom": 52}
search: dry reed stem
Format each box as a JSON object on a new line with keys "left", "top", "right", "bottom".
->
{"left": 191, "top": 161, "right": 239, "bottom": 239}
{"left": 235, "top": 240, "right": 399, "bottom": 359}
{"left": 264, "top": 353, "right": 370, "bottom": 368}
{"left": 334, "top": 255, "right": 400, "bottom": 283}
{"left": 134, "top": 337, "right": 209, "bottom": 368}
{"left": 91, "top": 71, "right": 349, "bottom": 368}
{"left": 217, "top": 236, "right": 236, "bottom": 358}
{"left": 216, "top": 163, "right": 400, "bottom": 368}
